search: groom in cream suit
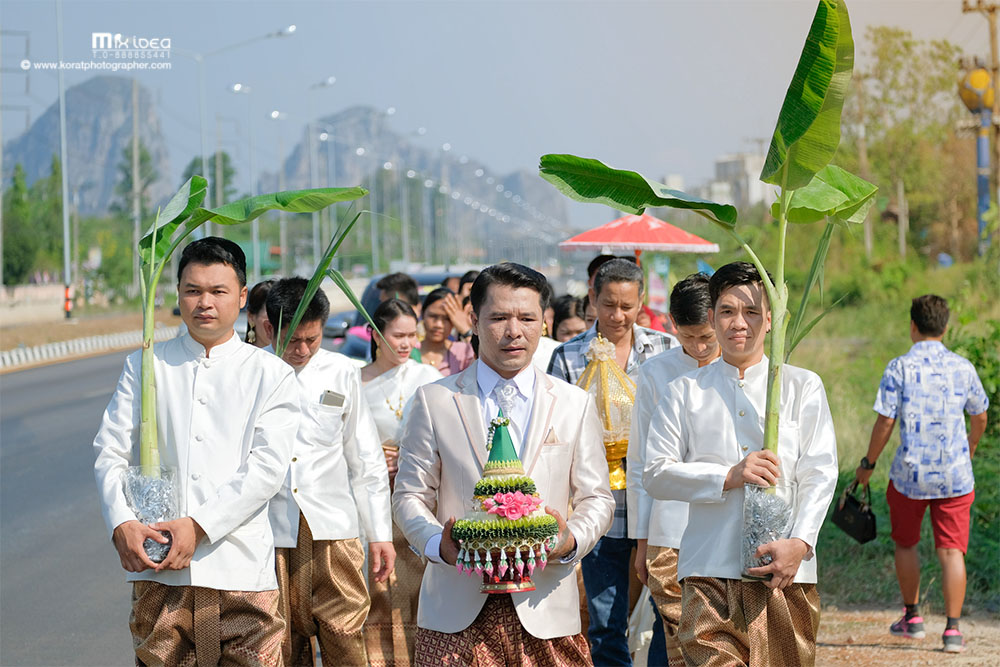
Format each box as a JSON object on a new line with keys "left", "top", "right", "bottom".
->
{"left": 393, "top": 262, "right": 614, "bottom": 666}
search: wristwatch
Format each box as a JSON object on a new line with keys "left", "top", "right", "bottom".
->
{"left": 860, "top": 456, "right": 876, "bottom": 470}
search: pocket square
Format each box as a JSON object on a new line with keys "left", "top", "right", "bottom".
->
{"left": 543, "top": 428, "right": 561, "bottom": 445}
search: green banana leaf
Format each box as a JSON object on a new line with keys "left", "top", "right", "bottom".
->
{"left": 275, "top": 210, "right": 365, "bottom": 356}
{"left": 139, "top": 186, "right": 368, "bottom": 268}
{"left": 326, "top": 268, "right": 390, "bottom": 351}
{"left": 539, "top": 154, "right": 737, "bottom": 227}
{"left": 138, "top": 176, "right": 208, "bottom": 266}
{"left": 760, "top": 0, "right": 854, "bottom": 189}
{"left": 772, "top": 165, "right": 877, "bottom": 224}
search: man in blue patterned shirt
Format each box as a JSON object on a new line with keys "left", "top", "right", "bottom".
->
{"left": 855, "top": 294, "right": 989, "bottom": 654}
{"left": 548, "top": 258, "right": 675, "bottom": 666}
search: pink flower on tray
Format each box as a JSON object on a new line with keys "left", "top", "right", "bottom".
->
{"left": 485, "top": 490, "right": 541, "bottom": 521}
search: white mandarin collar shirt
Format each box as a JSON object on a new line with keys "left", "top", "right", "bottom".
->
{"left": 627, "top": 347, "right": 719, "bottom": 547}
{"left": 477, "top": 361, "right": 536, "bottom": 454}
{"left": 642, "top": 355, "right": 838, "bottom": 583}
{"left": 267, "top": 347, "right": 392, "bottom": 547}
{"left": 93, "top": 331, "right": 299, "bottom": 591}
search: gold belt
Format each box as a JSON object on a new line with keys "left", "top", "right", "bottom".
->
{"left": 605, "top": 439, "right": 629, "bottom": 490}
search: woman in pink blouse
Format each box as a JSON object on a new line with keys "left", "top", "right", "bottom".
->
{"left": 419, "top": 287, "right": 475, "bottom": 376}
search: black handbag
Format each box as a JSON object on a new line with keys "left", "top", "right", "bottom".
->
{"left": 831, "top": 480, "right": 877, "bottom": 544}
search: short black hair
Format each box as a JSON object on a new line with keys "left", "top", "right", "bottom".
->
{"left": 376, "top": 272, "right": 419, "bottom": 307}
{"left": 459, "top": 270, "right": 480, "bottom": 291}
{"left": 911, "top": 294, "right": 949, "bottom": 336}
{"left": 593, "top": 258, "right": 644, "bottom": 297}
{"left": 177, "top": 237, "right": 247, "bottom": 287}
{"left": 587, "top": 254, "right": 618, "bottom": 280}
{"left": 370, "top": 298, "right": 417, "bottom": 360}
{"left": 265, "top": 277, "right": 330, "bottom": 331}
{"left": 552, "top": 294, "right": 586, "bottom": 335}
{"left": 670, "top": 273, "right": 712, "bottom": 326}
{"left": 422, "top": 287, "right": 455, "bottom": 315}
{"left": 469, "top": 262, "right": 550, "bottom": 315}
{"left": 708, "top": 261, "right": 773, "bottom": 307}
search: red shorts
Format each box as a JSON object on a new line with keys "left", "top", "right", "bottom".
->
{"left": 886, "top": 481, "right": 974, "bottom": 553}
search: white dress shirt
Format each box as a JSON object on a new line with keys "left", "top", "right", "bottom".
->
{"left": 93, "top": 332, "right": 299, "bottom": 591}
{"left": 477, "top": 362, "right": 536, "bottom": 453}
{"left": 532, "top": 335, "right": 561, "bottom": 374}
{"left": 627, "top": 346, "right": 718, "bottom": 547}
{"left": 642, "top": 356, "right": 838, "bottom": 583}
{"left": 268, "top": 348, "right": 393, "bottom": 546}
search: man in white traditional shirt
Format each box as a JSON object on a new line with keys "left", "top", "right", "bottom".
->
{"left": 643, "top": 261, "right": 838, "bottom": 666}
{"left": 261, "top": 277, "right": 395, "bottom": 666}
{"left": 627, "top": 272, "right": 720, "bottom": 667}
{"left": 393, "top": 262, "right": 614, "bottom": 665}
{"left": 548, "top": 258, "right": 674, "bottom": 667}
{"left": 93, "top": 237, "right": 300, "bottom": 666}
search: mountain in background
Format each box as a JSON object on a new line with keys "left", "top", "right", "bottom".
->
{"left": 259, "top": 105, "right": 570, "bottom": 260}
{"left": 2, "top": 76, "right": 172, "bottom": 216}
{"left": 3, "top": 77, "right": 569, "bottom": 262}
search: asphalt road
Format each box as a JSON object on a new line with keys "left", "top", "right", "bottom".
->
{"left": 0, "top": 338, "right": 344, "bottom": 666}
{"left": 1, "top": 350, "right": 135, "bottom": 666}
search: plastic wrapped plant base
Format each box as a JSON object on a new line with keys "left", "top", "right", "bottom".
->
{"left": 122, "top": 466, "right": 178, "bottom": 563}
{"left": 741, "top": 481, "right": 795, "bottom": 580}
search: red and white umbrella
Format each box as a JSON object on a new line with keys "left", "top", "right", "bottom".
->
{"left": 559, "top": 213, "right": 720, "bottom": 258}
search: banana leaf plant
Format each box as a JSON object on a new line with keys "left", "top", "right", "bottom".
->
{"left": 273, "top": 208, "right": 390, "bottom": 358}
{"left": 538, "top": 0, "right": 876, "bottom": 462}
{"left": 136, "top": 176, "right": 368, "bottom": 475}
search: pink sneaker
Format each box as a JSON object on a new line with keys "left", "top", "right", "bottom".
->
{"left": 942, "top": 628, "right": 965, "bottom": 653}
{"left": 889, "top": 611, "right": 926, "bottom": 639}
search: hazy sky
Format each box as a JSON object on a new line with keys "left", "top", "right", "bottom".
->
{"left": 1, "top": 0, "right": 991, "bottom": 227}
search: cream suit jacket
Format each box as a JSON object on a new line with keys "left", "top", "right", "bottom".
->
{"left": 392, "top": 361, "right": 614, "bottom": 639}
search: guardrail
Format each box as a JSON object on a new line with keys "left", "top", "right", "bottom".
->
{"left": 0, "top": 326, "right": 181, "bottom": 371}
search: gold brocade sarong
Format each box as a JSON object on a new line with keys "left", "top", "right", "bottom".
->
{"left": 575, "top": 334, "right": 636, "bottom": 491}
{"left": 364, "top": 523, "right": 426, "bottom": 667}
{"left": 275, "top": 514, "right": 370, "bottom": 667}
{"left": 679, "top": 577, "right": 820, "bottom": 667}
{"left": 129, "top": 581, "right": 283, "bottom": 667}
{"left": 413, "top": 594, "right": 593, "bottom": 667}
{"left": 646, "top": 546, "right": 685, "bottom": 667}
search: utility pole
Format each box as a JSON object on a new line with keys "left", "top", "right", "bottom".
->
{"left": 964, "top": 1, "right": 1000, "bottom": 207}
{"left": 56, "top": 0, "right": 72, "bottom": 318}
{"left": 854, "top": 80, "right": 874, "bottom": 259}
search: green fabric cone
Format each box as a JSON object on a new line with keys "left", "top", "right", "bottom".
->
{"left": 485, "top": 409, "right": 524, "bottom": 475}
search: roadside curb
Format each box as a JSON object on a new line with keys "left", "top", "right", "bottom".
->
{"left": 0, "top": 326, "right": 180, "bottom": 373}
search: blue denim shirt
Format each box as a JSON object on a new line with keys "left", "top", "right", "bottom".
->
{"left": 874, "top": 341, "right": 989, "bottom": 499}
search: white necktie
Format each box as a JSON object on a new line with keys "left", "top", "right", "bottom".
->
{"left": 492, "top": 380, "right": 522, "bottom": 448}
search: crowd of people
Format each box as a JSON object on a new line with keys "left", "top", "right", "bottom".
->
{"left": 92, "top": 236, "right": 989, "bottom": 666}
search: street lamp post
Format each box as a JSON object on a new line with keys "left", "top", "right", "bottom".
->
{"left": 270, "top": 110, "right": 290, "bottom": 274}
{"left": 229, "top": 83, "right": 260, "bottom": 283}
{"left": 175, "top": 24, "right": 295, "bottom": 238}
{"left": 307, "top": 76, "right": 336, "bottom": 266}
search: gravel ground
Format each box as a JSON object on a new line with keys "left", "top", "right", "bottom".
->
{"left": 817, "top": 607, "right": 1000, "bottom": 665}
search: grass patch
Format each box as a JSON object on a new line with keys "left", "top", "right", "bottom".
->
{"left": 789, "top": 260, "right": 999, "bottom": 613}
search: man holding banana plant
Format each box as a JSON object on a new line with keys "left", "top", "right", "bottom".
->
{"left": 643, "top": 262, "right": 838, "bottom": 666}
{"left": 93, "top": 237, "right": 301, "bottom": 666}
{"left": 262, "top": 277, "right": 395, "bottom": 666}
